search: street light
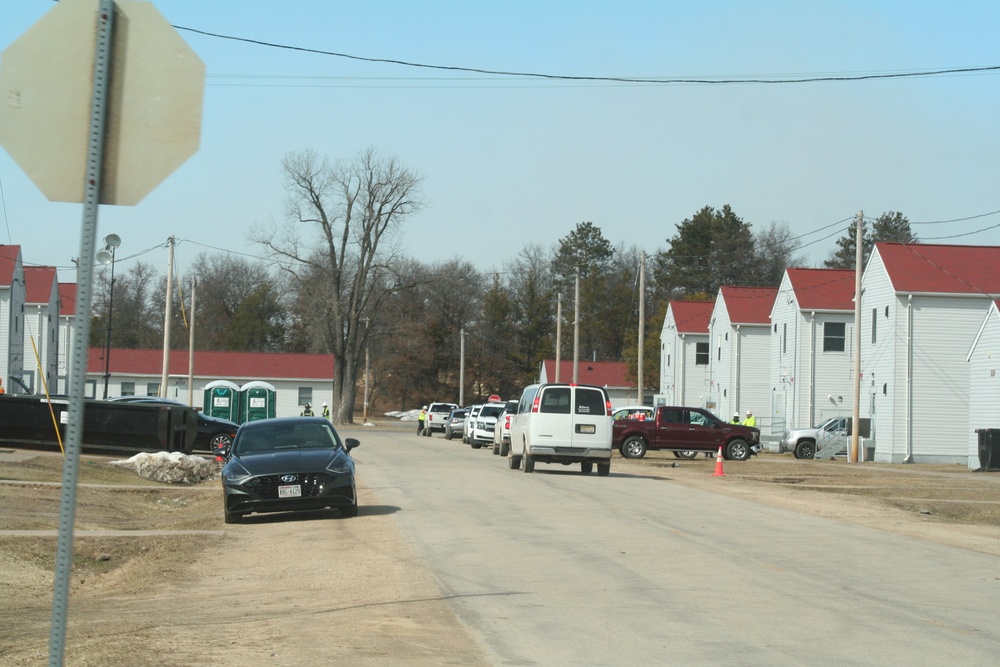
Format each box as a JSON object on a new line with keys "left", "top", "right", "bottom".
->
{"left": 96, "top": 233, "right": 121, "bottom": 399}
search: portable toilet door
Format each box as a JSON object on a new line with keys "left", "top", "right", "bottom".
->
{"left": 203, "top": 380, "right": 241, "bottom": 423}
{"left": 240, "top": 381, "right": 277, "bottom": 422}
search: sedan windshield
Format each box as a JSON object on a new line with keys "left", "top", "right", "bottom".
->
{"left": 235, "top": 422, "right": 341, "bottom": 456}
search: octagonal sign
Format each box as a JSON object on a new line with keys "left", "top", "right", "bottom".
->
{"left": 0, "top": 0, "right": 204, "bottom": 205}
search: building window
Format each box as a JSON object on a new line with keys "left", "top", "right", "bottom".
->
{"left": 121, "top": 382, "right": 135, "bottom": 396}
{"left": 146, "top": 383, "right": 160, "bottom": 397}
{"left": 298, "top": 387, "right": 313, "bottom": 406}
{"left": 871, "top": 308, "right": 877, "bottom": 344}
{"left": 667, "top": 354, "right": 670, "bottom": 367}
{"left": 695, "top": 342, "right": 709, "bottom": 365}
{"left": 824, "top": 322, "right": 846, "bottom": 352}
{"left": 782, "top": 323, "right": 787, "bottom": 354}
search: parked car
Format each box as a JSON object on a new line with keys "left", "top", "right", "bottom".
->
{"left": 470, "top": 401, "right": 506, "bottom": 449}
{"left": 444, "top": 408, "right": 469, "bottom": 440}
{"left": 779, "top": 416, "right": 849, "bottom": 459}
{"left": 492, "top": 399, "right": 519, "bottom": 455}
{"left": 106, "top": 396, "right": 238, "bottom": 452}
{"left": 508, "top": 383, "right": 613, "bottom": 475}
{"left": 423, "top": 402, "right": 458, "bottom": 436}
{"left": 463, "top": 404, "right": 483, "bottom": 444}
{"left": 613, "top": 406, "right": 761, "bottom": 460}
{"left": 218, "top": 416, "right": 360, "bottom": 523}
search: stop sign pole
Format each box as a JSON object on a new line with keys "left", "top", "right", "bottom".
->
{"left": 47, "top": 2, "right": 115, "bottom": 664}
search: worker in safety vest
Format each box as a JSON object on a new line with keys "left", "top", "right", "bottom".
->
{"left": 417, "top": 406, "right": 427, "bottom": 434}
{"left": 322, "top": 402, "right": 330, "bottom": 419}
{"left": 301, "top": 402, "right": 314, "bottom": 416}
{"left": 742, "top": 410, "right": 757, "bottom": 427}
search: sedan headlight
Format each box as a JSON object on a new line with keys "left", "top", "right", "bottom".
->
{"left": 326, "top": 457, "right": 353, "bottom": 475}
{"left": 222, "top": 461, "right": 253, "bottom": 485}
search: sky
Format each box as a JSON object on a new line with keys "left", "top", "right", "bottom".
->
{"left": 1, "top": 0, "right": 999, "bottom": 285}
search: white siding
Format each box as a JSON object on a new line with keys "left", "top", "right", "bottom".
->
{"left": 968, "top": 305, "right": 1000, "bottom": 469}
{"left": 708, "top": 299, "right": 730, "bottom": 416}
{"left": 660, "top": 305, "right": 711, "bottom": 406}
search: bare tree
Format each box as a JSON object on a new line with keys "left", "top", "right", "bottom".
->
{"left": 254, "top": 147, "right": 424, "bottom": 422}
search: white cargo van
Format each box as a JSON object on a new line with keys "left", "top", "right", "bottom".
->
{"left": 508, "top": 383, "right": 613, "bottom": 476}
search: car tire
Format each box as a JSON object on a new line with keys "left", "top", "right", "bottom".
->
{"left": 445, "top": 431, "right": 453, "bottom": 440}
{"left": 340, "top": 504, "right": 359, "bottom": 518}
{"left": 471, "top": 441, "right": 482, "bottom": 449}
{"left": 621, "top": 436, "right": 647, "bottom": 459}
{"left": 508, "top": 455, "right": 521, "bottom": 470}
{"left": 493, "top": 442, "right": 500, "bottom": 455}
{"left": 597, "top": 462, "right": 611, "bottom": 476}
{"left": 523, "top": 454, "right": 535, "bottom": 473}
{"left": 581, "top": 461, "right": 593, "bottom": 474}
{"left": 795, "top": 441, "right": 816, "bottom": 459}
{"left": 674, "top": 451, "right": 698, "bottom": 459}
{"left": 500, "top": 442, "right": 509, "bottom": 457}
{"left": 210, "top": 433, "right": 233, "bottom": 450}
{"left": 726, "top": 439, "right": 751, "bottom": 461}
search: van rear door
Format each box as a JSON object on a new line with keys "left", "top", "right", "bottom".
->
{"left": 570, "top": 386, "right": 612, "bottom": 451}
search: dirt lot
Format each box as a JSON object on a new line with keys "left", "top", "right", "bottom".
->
{"left": 2, "top": 435, "right": 1000, "bottom": 665}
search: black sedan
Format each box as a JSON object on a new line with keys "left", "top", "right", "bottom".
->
{"left": 106, "top": 396, "right": 238, "bottom": 451}
{"left": 218, "top": 417, "right": 360, "bottom": 524}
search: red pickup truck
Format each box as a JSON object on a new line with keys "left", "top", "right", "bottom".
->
{"left": 613, "top": 406, "right": 761, "bottom": 461}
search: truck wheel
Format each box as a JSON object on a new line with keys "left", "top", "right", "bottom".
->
{"left": 726, "top": 439, "right": 750, "bottom": 461}
{"left": 508, "top": 454, "right": 521, "bottom": 470}
{"left": 500, "top": 442, "right": 509, "bottom": 457}
{"left": 673, "top": 451, "right": 698, "bottom": 459}
{"left": 597, "top": 462, "right": 611, "bottom": 477}
{"left": 523, "top": 454, "right": 535, "bottom": 473}
{"left": 621, "top": 436, "right": 647, "bottom": 459}
{"left": 445, "top": 431, "right": 452, "bottom": 440}
{"left": 795, "top": 441, "right": 816, "bottom": 459}
{"left": 581, "top": 461, "right": 594, "bottom": 474}
{"left": 471, "top": 441, "right": 482, "bottom": 449}
{"left": 492, "top": 442, "right": 500, "bottom": 455}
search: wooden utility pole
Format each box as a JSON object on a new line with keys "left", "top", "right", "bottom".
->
{"left": 573, "top": 267, "right": 580, "bottom": 384}
{"left": 555, "top": 294, "right": 562, "bottom": 382}
{"left": 638, "top": 251, "right": 645, "bottom": 404}
{"left": 187, "top": 274, "right": 196, "bottom": 406}
{"left": 851, "top": 211, "right": 863, "bottom": 462}
{"left": 160, "top": 235, "right": 174, "bottom": 397}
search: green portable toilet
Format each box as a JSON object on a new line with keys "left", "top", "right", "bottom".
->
{"left": 240, "top": 381, "right": 276, "bottom": 423}
{"left": 203, "top": 380, "right": 241, "bottom": 423}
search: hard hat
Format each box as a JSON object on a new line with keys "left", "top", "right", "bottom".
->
{"left": 322, "top": 402, "right": 328, "bottom": 407}
{"left": 305, "top": 402, "right": 311, "bottom": 408}
{"left": 422, "top": 405, "right": 428, "bottom": 409}
{"left": 746, "top": 409, "right": 752, "bottom": 415}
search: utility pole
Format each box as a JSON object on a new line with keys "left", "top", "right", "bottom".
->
{"left": 573, "top": 267, "right": 580, "bottom": 384}
{"left": 638, "top": 251, "right": 645, "bottom": 404}
{"left": 459, "top": 328, "right": 465, "bottom": 406}
{"left": 555, "top": 294, "right": 562, "bottom": 383}
{"left": 363, "top": 318, "right": 370, "bottom": 422}
{"left": 851, "top": 211, "right": 863, "bottom": 463}
{"left": 187, "top": 274, "right": 196, "bottom": 406}
{"left": 160, "top": 236, "right": 174, "bottom": 398}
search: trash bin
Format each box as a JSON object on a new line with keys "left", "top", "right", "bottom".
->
{"left": 975, "top": 429, "right": 1000, "bottom": 471}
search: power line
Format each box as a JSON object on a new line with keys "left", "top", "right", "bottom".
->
{"left": 175, "top": 25, "right": 1000, "bottom": 86}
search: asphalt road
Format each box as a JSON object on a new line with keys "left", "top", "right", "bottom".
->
{"left": 345, "top": 423, "right": 1000, "bottom": 667}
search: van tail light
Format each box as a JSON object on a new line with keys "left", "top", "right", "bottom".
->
{"left": 531, "top": 396, "right": 540, "bottom": 413}
{"left": 605, "top": 399, "right": 612, "bottom": 415}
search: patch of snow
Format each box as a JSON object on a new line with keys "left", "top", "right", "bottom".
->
{"left": 109, "top": 451, "right": 220, "bottom": 485}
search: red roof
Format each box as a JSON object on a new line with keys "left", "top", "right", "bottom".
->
{"left": 719, "top": 286, "right": 778, "bottom": 324}
{"left": 668, "top": 300, "right": 713, "bottom": 333}
{"left": 874, "top": 243, "right": 1000, "bottom": 295}
{"left": 87, "top": 348, "right": 335, "bottom": 380}
{"left": 786, "top": 268, "right": 855, "bottom": 310}
{"left": 59, "top": 283, "right": 77, "bottom": 316}
{"left": 24, "top": 266, "right": 57, "bottom": 304}
{"left": 541, "top": 360, "right": 631, "bottom": 388}
{"left": 0, "top": 245, "right": 20, "bottom": 287}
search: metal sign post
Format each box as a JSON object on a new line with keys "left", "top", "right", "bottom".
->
{"left": 48, "top": 4, "right": 114, "bottom": 663}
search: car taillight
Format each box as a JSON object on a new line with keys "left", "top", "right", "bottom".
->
{"left": 504, "top": 416, "right": 511, "bottom": 428}
{"left": 531, "top": 396, "right": 540, "bottom": 413}
{"left": 605, "top": 399, "right": 612, "bottom": 414}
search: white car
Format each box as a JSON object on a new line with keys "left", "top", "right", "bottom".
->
{"left": 462, "top": 404, "right": 483, "bottom": 444}
{"left": 492, "top": 400, "right": 519, "bottom": 456}
{"left": 470, "top": 402, "right": 506, "bottom": 449}
{"left": 508, "top": 383, "right": 613, "bottom": 475}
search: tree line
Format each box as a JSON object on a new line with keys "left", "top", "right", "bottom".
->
{"left": 89, "top": 148, "right": 917, "bottom": 422}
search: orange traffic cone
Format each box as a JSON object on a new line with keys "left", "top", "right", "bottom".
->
{"left": 711, "top": 446, "right": 726, "bottom": 477}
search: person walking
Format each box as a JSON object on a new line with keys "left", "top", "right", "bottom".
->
{"left": 742, "top": 410, "right": 757, "bottom": 427}
{"left": 301, "top": 402, "right": 314, "bottom": 416}
{"left": 321, "top": 402, "right": 330, "bottom": 420}
{"left": 417, "top": 406, "right": 427, "bottom": 434}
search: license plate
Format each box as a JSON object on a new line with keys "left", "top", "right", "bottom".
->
{"left": 278, "top": 485, "right": 301, "bottom": 498}
{"left": 577, "top": 424, "right": 596, "bottom": 434}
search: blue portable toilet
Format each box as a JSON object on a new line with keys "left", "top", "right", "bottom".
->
{"left": 240, "top": 381, "right": 276, "bottom": 423}
{"left": 203, "top": 380, "right": 241, "bottom": 423}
